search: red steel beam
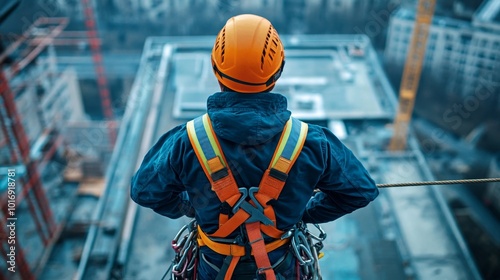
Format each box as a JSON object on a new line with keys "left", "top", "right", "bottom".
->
{"left": 0, "top": 106, "right": 17, "bottom": 162}
{"left": 0, "top": 71, "right": 56, "bottom": 239}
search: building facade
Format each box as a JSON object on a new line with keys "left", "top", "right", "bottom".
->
{"left": 385, "top": 0, "right": 500, "bottom": 98}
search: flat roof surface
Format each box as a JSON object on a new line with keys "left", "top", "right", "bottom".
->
{"left": 122, "top": 35, "right": 480, "bottom": 280}
{"left": 170, "top": 35, "right": 395, "bottom": 120}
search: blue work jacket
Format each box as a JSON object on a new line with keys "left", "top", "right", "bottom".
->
{"left": 131, "top": 92, "right": 378, "bottom": 277}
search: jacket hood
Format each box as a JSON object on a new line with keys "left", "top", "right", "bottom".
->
{"left": 207, "top": 92, "right": 291, "bottom": 145}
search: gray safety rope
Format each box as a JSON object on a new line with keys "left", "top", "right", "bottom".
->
{"left": 376, "top": 177, "right": 500, "bottom": 188}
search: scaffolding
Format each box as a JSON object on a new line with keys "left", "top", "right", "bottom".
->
{"left": 0, "top": 7, "right": 115, "bottom": 276}
{"left": 0, "top": 17, "right": 68, "bottom": 280}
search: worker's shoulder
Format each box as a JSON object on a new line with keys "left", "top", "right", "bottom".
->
{"left": 303, "top": 122, "right": 345, "bottom": 152}
{"left": 303, "top": 122, "right": 336, "bottom": 142}
{"left": 155, "top": 123, "right": 190, "bottom": 150}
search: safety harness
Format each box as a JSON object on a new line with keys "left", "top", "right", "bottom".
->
{"left": 186, "top": 113, "right": 308, "bottom": 279}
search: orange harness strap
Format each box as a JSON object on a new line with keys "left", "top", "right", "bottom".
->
{"left": 224, "top": 256, "right": 241, "bottom": 280}
{"left": 256, "top": 117, "right": 308, "bottom": 238}
{"left": 197, "top": 225, "right": 290, "bottom": 256}
{"left": 187, "top": 114, "right": 308, "bottom": 280}
{"left": 246, "top": 222, "right": 275, "bottom": 279}
{"left": 187, "top": 114, "right": 242, "bottom": 227}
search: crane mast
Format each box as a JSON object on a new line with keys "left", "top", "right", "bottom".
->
{"left": 388, "top": 0, "right": 436, "bottom": 151}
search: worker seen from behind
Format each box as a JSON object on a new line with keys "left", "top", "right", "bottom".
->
{"left": 131, "top": 14, "right": 379, "bottom": 280}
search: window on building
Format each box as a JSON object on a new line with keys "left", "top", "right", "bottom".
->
{"left": 431, "top": 33, "right": 438, "bottom": 41}
{"left": 461, "top": 34, "right": 472, "bottom": 44}
{"left": 479, "top": 39, "right": 488, "bottom": 47}
{"left": 425, "top": 54, "right": 433, "bottom": 63}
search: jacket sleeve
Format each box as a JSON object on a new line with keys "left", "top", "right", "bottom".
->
{"left": 130, "top": 125, "right": 194, "bottom": 219}
{"left": 302, "top": 128, "right": 378, "bottom": 224}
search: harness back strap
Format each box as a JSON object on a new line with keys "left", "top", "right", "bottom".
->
{"left": 187, "top": 113, "right": 308, "bottom": 280}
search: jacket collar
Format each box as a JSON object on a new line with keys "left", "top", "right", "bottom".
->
{"left": 207, "top": 92, "right": 291, "bottom": 145}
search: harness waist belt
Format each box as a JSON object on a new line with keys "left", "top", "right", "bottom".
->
{"left": 197, "top": 226, "right": 289, "bottom": 257}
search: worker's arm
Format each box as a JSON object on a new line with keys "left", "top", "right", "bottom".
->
{"left": 130, "top": 126, "right": 194, "bottom": 219}
{"left": 302, "top": 128, "right": 378, "bottom": 224}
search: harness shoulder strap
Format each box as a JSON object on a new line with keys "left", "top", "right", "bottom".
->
{"left": 187, "top": 114, "right": 242, "bottom": 203}
{"left": 258, "top": 116, "right": 308, "bottom": 201}
{"left": 256, "top": 117, "right": 308, "bottom": 238}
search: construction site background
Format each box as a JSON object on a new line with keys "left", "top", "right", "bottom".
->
{"left": 0, "top": 0, "right": 499, "bottom": 279}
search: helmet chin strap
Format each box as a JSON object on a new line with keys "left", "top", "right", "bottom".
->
{"left": 218, "top": 82, "right": 274, "bottom": 93}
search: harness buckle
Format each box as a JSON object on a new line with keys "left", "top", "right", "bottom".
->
{"left": 256, "top": 265, "right": 273, "bottom": 274}
{"left": 232, "top": 187, "right": 273, "bottom": 226}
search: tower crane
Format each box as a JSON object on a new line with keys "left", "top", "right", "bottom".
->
{"left": 388, "top": 0, "right": 436, "bottom": 151}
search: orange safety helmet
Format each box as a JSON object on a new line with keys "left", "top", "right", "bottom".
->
{"left": 211, "top": 14, "right": 285, "bottom": 93}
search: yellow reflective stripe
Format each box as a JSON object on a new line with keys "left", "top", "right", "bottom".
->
{"left": 202, "top": 114, "right": 227, "bottom": 169}
{"left": 187, "top": 120, "right": 210, "bottom": 173}
{"left": 290, "top": 122, "right": 308, "bottom": 161}
{"left": 271, "top": 118, "right": 292, "bottom": 167}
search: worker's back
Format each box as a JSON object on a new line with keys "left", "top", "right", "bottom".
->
{"left": 131, "top": 13, "right": 378, "bottom": 280}
{"left": 131, "top": 90, "right": 378, "bottom": 279}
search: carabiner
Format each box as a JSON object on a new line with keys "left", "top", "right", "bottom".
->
{"left": 292, "top": 230, "right": 314, "bottom": 266}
